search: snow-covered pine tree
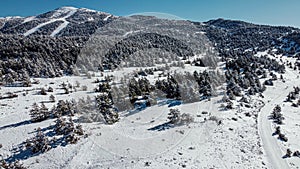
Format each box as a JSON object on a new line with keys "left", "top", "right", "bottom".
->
{"left": 29, "top": 103, "right": 50, "bottom": 122}
{"left": 95, "top": 93, "right": 119, "bottom": 124}
{"left": 29, "top": 103, "right": 41, "bottom": 122}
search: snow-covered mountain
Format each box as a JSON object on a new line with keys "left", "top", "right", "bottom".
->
{"left": 1, "top": 7, "right": 300, "bottom": 169}
{"left": 0, "top": 7, "right": 116, "bottom": 37}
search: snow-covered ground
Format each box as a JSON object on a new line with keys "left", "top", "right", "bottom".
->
{"left": 1, "top": 54, "right": 300, "bottom": 168}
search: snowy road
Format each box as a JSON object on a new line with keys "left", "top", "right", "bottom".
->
{"left": 258, "top": 68, "right": 297, "bottom": 169}
{"left": 259, "top": 95, "right": 289, "bottom": 169}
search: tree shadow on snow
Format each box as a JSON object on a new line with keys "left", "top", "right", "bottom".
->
{"left": 124, "top": 106, "right": 147, "bottom": 117}
{"left": 148, "top": 122, "right": 175, "bottom": 131}
{"left": 0, "top": 120, "right": 31, "bottom": 131}
{"left": 4, "top": 124, "right": 71, "bottom": 163}
{"left": 282, "top": 154, "right": 290, "bottom": 159}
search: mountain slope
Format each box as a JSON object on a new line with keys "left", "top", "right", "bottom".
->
{"left": 0, "top": 7, "right": 116, "bottom": 37}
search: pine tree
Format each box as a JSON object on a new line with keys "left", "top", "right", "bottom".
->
{"left": 53, "top": 100, "right": 67, "bottom": 117}
{"left": 49, "top": 94, "right": 55, "bottom": 102}
{"left": 95, "top": 93, "right": 119, "bottom": 124}
{"left": 47, "top": 87, "right": 54, "bottom": 92}
{"left": 40, "top": 103, "right": 50, "bottom": 119}
{"left": 29, "top": 103, "right": 41, "bottom": 122}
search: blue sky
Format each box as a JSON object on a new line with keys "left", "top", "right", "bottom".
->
{"left": 1, "top": 0, "right": 300, "bottom": 28}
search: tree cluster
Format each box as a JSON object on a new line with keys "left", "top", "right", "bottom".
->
{"left": 193, "top": 71, "right": 213, "bottom": 98}
{"left": 25, "top": 129, "right": 51, "bottom": 154}
{"left": 102, "top": 33, "right": 194, "bottom": 70}
{"left": 29, "top": 103, "right": 50, "bottom": 122}
{"left": 168, "top": 108, "right": 194, "bottom": 125}
{"left": 54, "top": 117, "right": 84, "bottom": 144}
{"left": 273, "top": 126, "right": 288, "bottom": 142}
{"left": 129, "top": 77, "right": 154, "bottom": 104}
{"left": 286, "top": 86, "right": 300, "bottom": 105}
{"left": 29, "top": 100, "right": 78, "bottom": 122}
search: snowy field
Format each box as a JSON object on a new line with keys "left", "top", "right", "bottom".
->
{"left": 0, "top": 53, "right": 300, "bottom": 169}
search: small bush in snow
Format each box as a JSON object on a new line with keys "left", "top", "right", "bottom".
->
{"left": 286, "top": 149, "right": 292, "bottom": 157}
{"left": 47, "top": 87, "right": 54, "bottom": 92}
{"left": 208, "top": 116, "right": 222, "bottom": 125}
{"left": 82, "top": 85, "right": 88, "bottom": 91}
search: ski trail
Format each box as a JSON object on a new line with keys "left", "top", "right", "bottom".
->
{"left": 50, "top": 9, "right": 77, "bottom": 37}
{"left": 50, "top": 21, "right": 69, "bottom": 37}
{"left": 103, "top": 15, "right": 111, "bottom": 21}
{"left": 24, "top": 8, "right": 77, "bottom": 37}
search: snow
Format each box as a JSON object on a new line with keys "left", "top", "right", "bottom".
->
{"left": 50, "top": 21, "right": 69, "bottom": 37}
{"left": 80, "top": 8, "right": 98, "bottom": 13}
{"left": 22, "top": 16, "right": 35, "bottom": 23}
{"left": 51, "top": 7, "right": 78, "bottom": 18}
{"left": 87, "top": 17, "right": 94, "bottom": 21}
{"left": 103, "top": 15, "right": 112, "bottom": 21}
{"left": 123, "top": 30, "right": 141, "bottom": 37}
{"left": 24, "top": 20, "right": 55, "bottom": 36}
{"left": 23, "top": 7, "right": 77, "bottom": 37}
{"left": 0, "top": 16, "right": 22, "bottom": 20}
{"left": 194, "top": 31, "right": 206, "bottom": 35}
{"left": 79, "top": 8, "right": 111, "bottom": 16}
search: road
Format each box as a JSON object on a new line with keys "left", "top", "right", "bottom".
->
{"left": 258, "top": 68, "right": 297, "bottom": 169}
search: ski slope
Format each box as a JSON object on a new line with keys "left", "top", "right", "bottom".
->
{"left": 23, "top": 7, "right": 77, "bottom": 37}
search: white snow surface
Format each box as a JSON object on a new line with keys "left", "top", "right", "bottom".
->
{"left": 22, "top": 16, "right": 36, "bottom": 23}
{"left": 103, "top": 15, "right": 112, "bottom": 21}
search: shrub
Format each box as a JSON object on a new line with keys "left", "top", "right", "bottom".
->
{"left": 82, "top": 85, "right": 88, "bottom": 91}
